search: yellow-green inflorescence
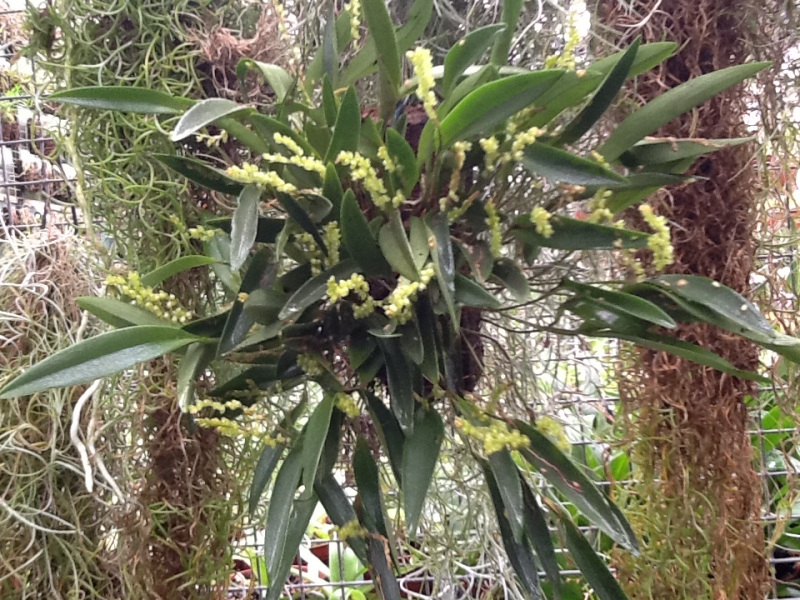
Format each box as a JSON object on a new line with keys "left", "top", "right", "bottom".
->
{"left": 485, "top": 200, "right": 503, "bottom": 258}
{"left": 296, "top": 353, "right": 326, "bottom": 376}
{"left": 334, "top": 392, "right": 361, "bottom": 418}
{"left": 479, "top": 136, "right": 500, "bottom": 173}
{"left": 406, "top": 47, "right": 438, "bottom": 122}
{"left": 456, "top": 417, "right": 530, "bottom": 455}
{"left": 189, "top": 397, "right": 289, "bottom": 442}
{"left": 296, "top": 222, "right": 341, "bottom": 276}
{"left": 345, "top": 0, "right": 361, "bottom": 42}
{"left": 336, "top": 151, "right": 404, "bottom": 211}
{"left": 530, "top": 206, "right": 554, "bottom": 238}
{"left": 384, "top": 264, "right": 435, "bottom": 324}
{"left": 535, "top": 415, "right": 571, "bottom": 452}
{"left": 226, "top": 162, "right": 297, "bottom": 193}
{"left": 326, "top": 273, "right": 377, "bottom": 319}
{"left": 442, "top": 141, "right": 472, "bottom": 212}
{"left": 262, "top": 133, "right": 327, "bottom": 177}
{"left": 639, "top": 204, "right": 674, "bottom": 270}
{"left": 105, "top": 272, "right": 193, "bottom": 323}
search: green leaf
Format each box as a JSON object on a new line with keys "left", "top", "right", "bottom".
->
{"left": 443, "top": 24, "right": 506, "bottom": 96}
{"left": 408, "top": 217, "right": 430, "bottom": 271}
{"left": 560, "top": 516, "right": 629, "bottom": 600}
{"left": 600, "top": 62, "right": 771, "bottom": 161}
{"left": 276, "top": 192, "right": 327, "bottom": 253}
{"left": 385, "top": 128, "right": 420, "bottom": 196}
{"left": 176, "top": 342, "right": 215, "bottom": 411}
{"left": 427, "top": 213, "right": 457, "bottom": 325}
{"left": 307, "top": 8, "right": 353, "bottom": 87}
{"left": 265, "top": 495, "right": 318, "bottom": 600}
{"left": 379, "top": 338, "right": 415, "bottom": 435}
{"left": 402, "top": 406, "right": 444, "bottom": 536}
{"left": 208, "top": 216, "right": 284, "bottom": 245}
{"left": 152, "top": 154, "right": 243, "bottom": 195}
{"left": 76, "top": 297, "right": 169, "bottom": 328}
{"left": 229, "top": 185, "right": 261, "bottom": 271}
{"left": 520, "top": 143, "right": 627, "bottom": 186}
{"left": 621, "top": 137, "right": 752, "bottom": 167}
{"left": 279, "top": 259, "right": 359, "bottom": 321}
{"left": 249, "top": 114, "right": 317, "bottom": 157}
{"left": 365, "top": 538, "right": 403, "bottom": 600}
{"left": 589, "top": 42, "right": 678, "bottom": 79}
{"left": 521, "top": 479, "right": 562, "bottom": 599}
{"left": 236, "top": 59, "right": 293, "bottom": 103}
{"left": 171, "top": 98, "right": 251, "bottom": 142}
{"left": 322, "top": 75, "right": 338, "bottom": 126}
{"left": 264, "top": 445, "right": 304, "bottom": 582}
{"left": 458, "top": 240, "right": 494, "bottom": 283}
{"left": 439, "top": 64, "right": 499, "bottom": 118}
{"left": 362, "top": 391, "right": 405, "bottom": 485}
{"left": 492, "top": 258, "right": 530, "bottom": 303}
{"left": 314, "top": 474, "right": 369, "bottom": 564}
{"left": 489, "top": 0, "right": 524, "bottom": 67}
{"left": 488, "top": 449, "right": 525, "bottom": 542}
{"left": 209, "top": 365, "right": 278, "bottom": 398}
{"left": 416, "top": 295, "right": 441, "bottom": 381}
{"left": 322, "top": 7, "right": 338, "bottom": 86}
{"left": 141, "top": 255, "right": 220, "bottom": 288}
{"left": 398, "top": 319, "right": 424, "bottom": 365}
{"left": 454, "top": 274, "right": 502, "bottom": 309}
{"left": 49, "top": 86, "right": 193, "bottom": 114}
{"left": 250, "top": 444, "right": 286, "bottom": 515}
{"left": 482, "top": 462, "right": 543, "bottom": 600}
{"left": 325, "top": 86, "right": 361, "bottom": 163}
{"left": 354, "top": 437, "right": 389, "bottom": 537}
{"left": 0, "top": 326, "right": 202, "bottom": 399}
{"left": 561, "top": 280, "right": 675, "bottom": 329}
{"left": 512, "top": 216, "right": 650, "bottom": 251}
{"left": 218, "top": 250, "right": 277, "bottom": 355}
{"left": 362, "top": 0, "right": 401, "bottom": 120}
{"left": 557, "top": 39, "right": 641, "bottom": 146}
{"left": 378, "top": 211, "right": 420, "bottom": 281}
{"left": 514, "top": 420, "right": 639, "bottom": 553}
{"left": 341, "top": 190, "right": 391, "bottom": 276}
{"left": 301, "top": 396, "right": 335, "bottom": 499}
{"left": 439, "top": 71, "right": 563, "bottom": 147}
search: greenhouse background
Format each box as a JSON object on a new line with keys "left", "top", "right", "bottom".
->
{"left": 3, "top": 0, "right": 800, "bottom": 599}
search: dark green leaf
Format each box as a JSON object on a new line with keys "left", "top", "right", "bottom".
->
{"left": 322, "top": 163, "right": 345, "bottom": 218}
{"left": 439, "top": 71, "right": 563, "bottom": 147}
{"left": 264, "top": 495, "right": 318, "bottom": 600}
{"left": 385, "top": 128, "right": 420, "bottom": 196}
{"left": 314, "top": 474, "right": 369, "bottom": 564}
{"left": 176, "top": 342, "right": 215, "bottom": 411}
{"left": 560, "top": 516, "right": 629, "bottom": 600}
{"left": 379, "top": 338, "right": 415, "bottom": 434}
{"left": 141, "top": 255, "right": 220, "bottom": 288}
{"left": 209, "top": 365, "right": 277, "bottom": 398}
{"left": 408, "top": 217, "right": 430, "bottom": 271}
{"left": 366, "top": 538, "right": 403, "bottom": 600}
{"left": 249, "top": 114, "right": 317, "bottom": 157}
{"left": 514, "top": 420, "right": 639, "bottom": 553}
{"left": 600, "top": 62, "right": 771, "bottom": 161}
{"left": 322, "top": 75, "right": 338, "bottom": 126}
{"left": 264, "top": 445, "right": 304, "bottom": 582}
{"left": 276, "top": 192, "right": 327, "bottom": 253}
{"left": 520, "top": 143, "right": 626, "bottom": 185}
{"left": 378, "top": 211, "right": 419, "bottom": 281}
{"left": 279, "top": 259, "right": 359, "bottom": 321}
{"left": 236, "top": 59, "right": 293, "bottom": 103}
{"left": 341, "top": 190, "right": 391, "bottom": 276}
{"left": 588, "top": 42, "right": 678, "bottom": 79}
{"left": 229, "top": 185, "right": 262, "bottom": 271}
{"left": 458, "top": 240, "right": 494, "bottom": 283}
{"left": 362, "top": 391, "right": 405, "bottom": 485}
{"left": 556, "top": 39, "right": 641, "bottom": 146}
{"left": 325, "top": 86, "right": 361, "bottom": 163}
{"left": 152, "top": 154, "right": 243, "bottom": 195}
{"left": 307, "top": 8, "right": 353, "bottom": 87}
{"left": 439, "top": 64, "right": 499, "bottom": 118}
{"left": 0, "top": 326, "right": 203, "bottom": 398}
{"left": 621, "top": 137, "right": 752, "bottom": 167}
{"left": 561, "top": 280, "right": 675, "bottom": 328}
{"left": 362, "top": 0, "right": 401, "bottom": 119}
{"left": 427, "top": 213, "right": 457, "bottom": 325}
{"left": 76, "top": 297, "right": 169, "bottom": 328}
{"left": 172, "top": 98, "right": 250, "bottom": 141}
{"left": 416, "top": 295, "right": 441, "bottom": 381}
{"left": 489, "top": 0, "right": 524, "bottom": 67}
{"left": 403, "top": 406, "right": 444, "bottom": 536}
{"left": 492, "top": 258, "right": 530, "bottom": 303}
{"left": 512, "top": 216, "right": 650, "bottom": 250}
{"left": 454, "top": 274, "right": 501, "bottom": 309}
{"left": 398, "top": 319, "right": 424, "bottom": 365}
{"left": 354, "top": 437, "right": 389, "bottom": 537}
{"left": 49, "top": 86, "right": 193, "bottom": 114}
{"left": 301, "top": 396, "right": 335, "bottom": 498}
{"left": 524, "top": 70, "right": 603, "bottom": 129}
{"left": 443, "top": 24, "right": 506, "bottom": 96}
{"left": 488, "top": 449, "right": 525, "bottom": 542}
{"left": 322, "top": 6, "right": 338, "bottom": 86}
{"left": 208, "top": 216, "right": 284, "bottom": 245}
{"left": 521, "top": 479, "right": 562, "bottom": 598}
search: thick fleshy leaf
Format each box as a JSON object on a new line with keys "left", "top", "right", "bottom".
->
{"left": 439, "top": 71, "right": 563, "bottom": 147}
{"left": 296, "top": 193, "right": 333, "bottom": 223}
{"left": 322, "top": 75, "right": 339, "bottom": 126}
{"left": 362, "top": 391, "right": 405, "bottom": 485}
{"left": 438, "top": 64, "right": 499, "bottom": 118}
{"left": 443, "top": 24, "right": 506, "bottom": 96}
{"left": 276, "top": 192, "right": 327, "bottom": 253}
{"left": 458, "top": 240, "right": 494, "bottom": 283}
{"left": 301, "top": 396, "right": 335, "bottom": 499}
{"left": 176, "top": 342, "right": 215, "bottom": 411}
{"left": 521, "top": 479, "right": 562, "bottom": 599}
{"left": 621, "top": 137, "right": 752, "bottom": 167}
{"left": 264, "top": 495, "right": 318, "bottom": 600}
{"left": 488, "top": 449, "right": 525, "bottom": 542}
{"left": 209, "top": 366, "right": 277, "bottom": 398}
{"left": 229, "top": 185, "right": 262, "bottom": 271}
{"left": 454, "top": 274, "right": 502, "bottom": 309}
{"left": 325, "top": 86, "right": 361, "bottom": 163}
{"left": 314, "top": 474, "right": 369, "bottom": 564}
{"left": 398, "top": 320, "right": 424, "bottom": 365}
{"left": 589, "top": 42, "right": 678, "bottom": 79}
{"left": 362, "top": 0, "right": 401, "bottom": 119}
{"left": 565, "top": 297, "right": 647, "bottom": 336}
{"left": 561, "top": 280, "right": 675, "bottom": 329}
{"left": 416, "top": 295, "right": 441, "bottom": 381}
{"left": 49, "top": 86, "right": 193, "bottom": 114}
{"left": 556, "top": 39, "right": 641, "bottom": 146}
{"left": 249, "top": 114, "right": 317, "bottom": 157}
{"left": 385, "top": 128, "right": 420, "bottom": 196}
{"left": 354, "top": 437, "right": 389, "bottom": 537}
{"left": 600, "top": 62, "right": 771, "bottom": 161}
{"left": 152, "top": 154, "right": 243, "bottom": 195}
{"left": 482, "top": 462, "right": 543, "bottom": 600}
{"left": 560, "top": 516, "right": 629, "bottom": 600}
{"left": 427, "top": 213, "right": 457, "bottom": 325}
{"left": 341, "top": 190, "right": 391, "bottom": 276}
{"left": 366, "top": 538, "right": 403, "bottom": 600}
{"left": 0, "top": 326, "right": 202, "bottom": 398}
{"left": 322, "top": 163, "right": 345, "bottom": 218}
{"left": 402, "top": 406, "right": 444, "bottom": 536}
{"left": 279, "top": 259, "right": 359, "bottom": 321}
{"left": 512, "top": 216, "right": 650, "bottom": 250}
{"left": 379, "top": 338, "right": 415, "bottom": 434}
{"left": 520, "top": 143, "right": 626, "bottom": 186}
{"left": 236, "top": 59, "right": 293, "bottom": 103}
{"left": 378, "top": 211, "right": 419, "bottom": 281}
{"left": 492, "top": 258, "right": 530, "bottom": 303}
{"left": 408, "top": 217, "right": 430, "bottom": 271}
{"left": 524, "top": 71, "right": 604, "bottom": 129}
{"left": 208, "top": 216, "right": 284, "bottom": 244}
{"left": 489, "top": 0, "right": 524, "bottom": 67}
{"left": 171, "top": 98, "right": 251, "bottom": 141}
{"left": 264, "top": 445, "right": 304, "bottom": 582}
{"left": 306, "top": 7, "right": 353, "bottom": 86}
{"left": 76, "top": 297, "right": 169, "bottom": 328}
{"left": 141, "top": 255, "right": 220, "bottom": 288}
{"left": 514, "top": 420, "right": 639, "bottom": 553}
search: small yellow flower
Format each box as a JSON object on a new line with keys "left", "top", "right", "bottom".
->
{"left": 479, "top": 136, "right": 500, "bottom": 172}
{"left": 406, "top": 47, "right": 438, "bottom": 121}
{"left": 345, "top": 0, "right": 361, "bottom": 41}
{"left": 334, "top": 392, "right": 361, "bottom": 418}
{"left": 530, "top": 206, "right": 554, "bottom": 238}
{"left": 639, "top": 204, "right": 674, "bottom": 270}
{"left": 485, "top": 200, "right": 502, "bottom": 258}
{"left": 336, "top": 151, "right": 398, "bottom": 210}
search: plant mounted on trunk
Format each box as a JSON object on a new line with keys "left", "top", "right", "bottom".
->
{"left": 2, "top": 1, "right": 797, "bottom": 598}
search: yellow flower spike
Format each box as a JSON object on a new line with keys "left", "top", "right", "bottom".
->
{"left": 485, "top": 200, "right": 502, "bottom": 258}
{"left": 336, "top": 151, "right": 394, "bottom": 210}
{"left": 639, "top": 204, "right": 674, "bottom": 270}
{"left": 406, "top": 47, "right": 438, "bottom": 122}
{"left": 273, "top": 133, "right": 304, "bottom": 156}
{"left": 479, "top": 136, "right": 500, "bottom": 172}
{"left": 531, "top": 206, "right": 554, "bottom": 238}
{"left": 345, "top": 0, "right": 361, "bottom": 41}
